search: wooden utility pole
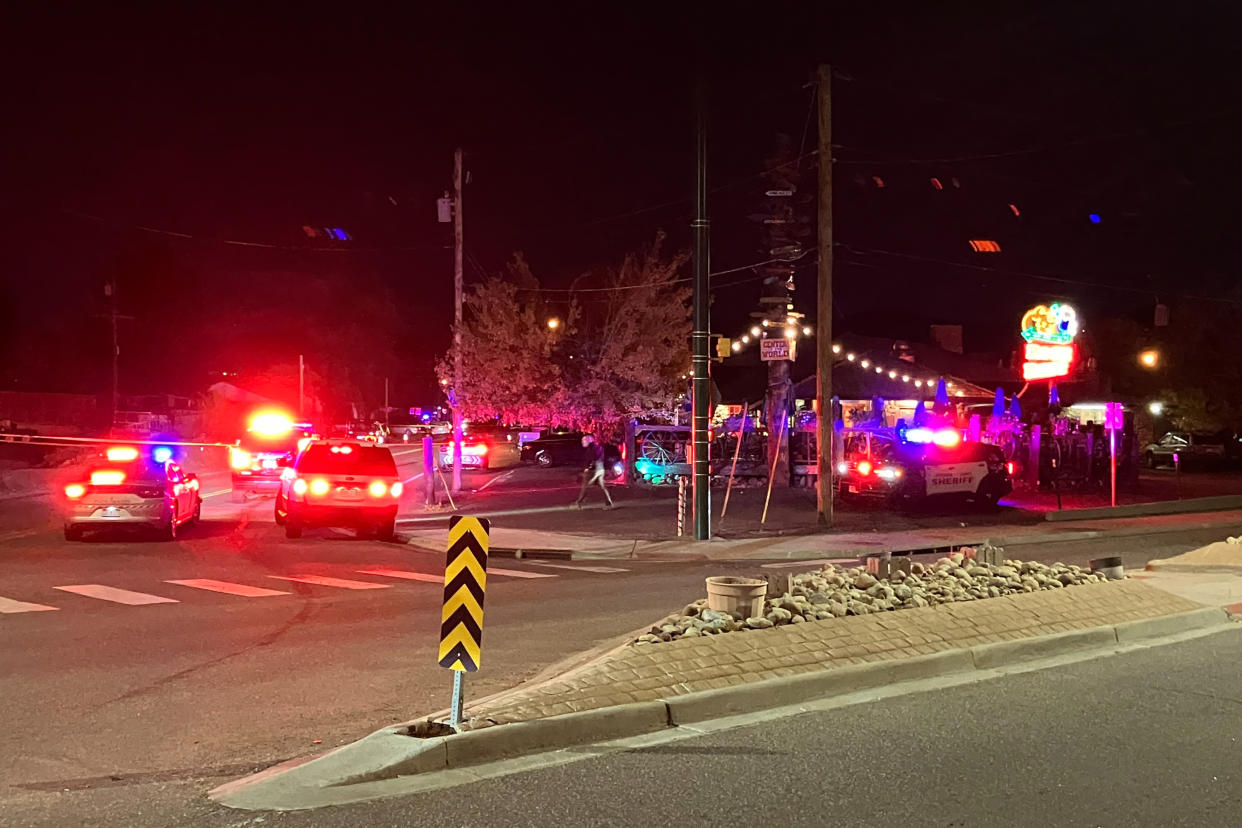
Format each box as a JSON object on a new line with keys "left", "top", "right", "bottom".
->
{"left": 451, "top": 148, "right": 465, "bottom": 494}
{"left": 815, "top": 64, "right": 834, "bottom": 527}
{"left": 298, "top": 354, "right": 305, "bottom": 419}
{"left": 99, "top": 280, "right": 132, "bottom": 432}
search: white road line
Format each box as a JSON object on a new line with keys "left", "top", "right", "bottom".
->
{"left": 268, "top": 575, "right": 391, "bottom": 590}
{"left": 54, "top": 585, "right": 179, "bottom": 605}
{"left": 166, "top": 579, "right": 290, "bottom": 598}
{"left": 527, "top": 563, "right": 630, "bottom": 574}
{"left": 202, "top": 489, "right": 233, "bottom": 499}
{"left": 478, "top": 469, "right": 517, "bottom": 491}
{"left": 356, "top": 568, "right": 441, "bottom": 583}
{"left": 0, "top": 596, "right": 59, "bottom": 614}
{"left": 401, "top": 472, "right": 425, "bottom": 485}
{"left": 487, "top": 567, "right": 557, "bottom": 579}
{"left": 0, "top": 529, "right": 39, "bottom": 542}
{"left": 391, "top": 448, "right": 422, "bottom": 458}
{"left": 759, "top": 558, "right": 860, "bottom": 569}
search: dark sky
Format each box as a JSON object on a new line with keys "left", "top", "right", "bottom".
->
{"left": 3, "top": 3, "right": 1241, "bottom": 406}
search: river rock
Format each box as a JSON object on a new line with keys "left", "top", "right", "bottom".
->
{"left": 767, "top": 607, "right": 793, "bottom": 623}
{"left": 854, "top": 573, "right": 878, "bottom": 589}
{"left": 745, "top": 616, "right": 773, "bottom": 629}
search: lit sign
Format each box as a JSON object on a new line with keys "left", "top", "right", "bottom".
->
{"left": 1021, "top": 303, "right": 1079, "bottom": 380}
{"left": 760, "top": 338, "right": 795, "bottom": 362}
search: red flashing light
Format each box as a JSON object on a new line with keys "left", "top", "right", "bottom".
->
{"left": 105, "top": 446, "right": 139, "bottom": 462}
{"left": 1006, "top": 461, "right": 1015, "bottom": 476}
{"left": 969, "top": 239, "right": 1001, "bottom": 253}
{"left": 249, "top": 412, "right": 294, "bottom": 437}
{"left": 857, "top": 460, "right": 873, "bottom": 476}
{"left": 90, "top": 470, "right": 125, "bottom": 486}
{"left": 461, "top": 443, "right": 488, "bottom": 456}
{"left": 932, "top": 430, "right": 961, "bottom": 448}
{"left": 64, "top": 483, "right": 86, "bottom": 499}
{"left": 229, "top": 448, "right": 252, "bottom": 470}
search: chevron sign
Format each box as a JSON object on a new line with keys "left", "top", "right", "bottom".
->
{"left": 438, "top": 516, "right": 490, "bottom": 672}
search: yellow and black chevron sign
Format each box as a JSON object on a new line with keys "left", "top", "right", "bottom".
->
{"left": 438, "top": 515, "right": 490, "bottom": 672}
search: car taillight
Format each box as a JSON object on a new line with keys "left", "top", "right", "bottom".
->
{"left": 90, "top": 470, "right": 125, "bottom": 485}
{"left": 390, "top": 481, "right": 404, "bottom": 498}
{"left": 857, "top": 460, "right": 872, "bottom": 476}
{"left": 230, "top": 448, "right": 251, "bottom": 470}
{"left": 187, "top": 478, "right": 200, "bottom": 491}
{"left": 64, "top": 484, "right": 86, "bottom": 499}
{"left": 106, "top": 446, "right": 139, "bottom": 462}
{"left": 1006, "top": 461, "right": 1015, "bottom": 476}
{"left": 368, "top": 480, "right": 388, "bottom": 497}
{"left": 292, "top": 478, "right": 308, "bottom": 496}
{"left": 310, "top": 479, "right": 330, "bottom": 496}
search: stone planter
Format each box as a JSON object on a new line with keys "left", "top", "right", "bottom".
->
{"left": 705, "top": 576, "right": 767, "bottom": 618}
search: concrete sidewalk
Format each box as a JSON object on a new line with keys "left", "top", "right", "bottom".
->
{"left": 402, "top": 508, "right": 1242, "bottom": 561}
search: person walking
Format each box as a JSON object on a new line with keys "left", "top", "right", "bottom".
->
{"left": 574, "top": 434, "right": 613, "bottom": 508}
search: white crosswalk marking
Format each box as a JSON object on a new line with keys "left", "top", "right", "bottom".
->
{"left": 487, "top": 567, "right": 557, "bottom": 579}
{"left": 54, "top": 585, "right": 178, "bottom": 605}
{"left": 356, "top": 569, "right": 441, "bottom": 583}
{"left": 527, "top": 563, "right": 630, "bottom": 574}
{"left": 0, "top": 596, "right": 59, "bottom": 613}
{"left": 268, "top": 575, "right": 390, "bottom": 590}
{"left": 166, "top": 579, "right": 290, "bottom": 597}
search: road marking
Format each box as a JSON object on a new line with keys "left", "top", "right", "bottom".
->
{"left": 0, "top": 529, "right": 39, "bottom": 542}
{"left": 54, "top": 585, "right": 179, "bottom": 605}
{"left": 166, "top": 579, "right": 290, "bottom": 598}
{"left": 527, "top": 563, "right": 630, "bottom": 574}
{"left": 0, "top": 596, "right": 59, "bottom": 613}
{"left": 356, "top": 568, "right": 441, "bottom": 583}
{"left": 268, "top": 575, "right": 391, "bottom": 590}
{"left": 487, "top": 567, "right": 557, "bottom": 579}
{"left": 478, "top": 470, "right": 517, "bottom": 491}
{"left": 202, "top": 489, "right": 233, "bottom": 499}
{"left": 760, "top": 558, "right": 860, "bottom": 569}
{"left": 402, "top": 472, "right": 425, "bottom": 485}
{"left": 391, "top": 448, "right": 422, "bottom": 458}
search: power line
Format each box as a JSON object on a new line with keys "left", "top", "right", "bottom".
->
{"left": 511, "top": 249, "right": 815, "bottom": 294}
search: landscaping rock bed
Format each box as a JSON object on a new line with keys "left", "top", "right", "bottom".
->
{"left": 633, "top": 548, "right": 1119, "bottom": 646}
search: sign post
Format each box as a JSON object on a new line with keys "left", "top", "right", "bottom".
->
{"left": 1105, "top": 402, "right": 1123, "bottom": 507}
{"left": 439, "top": 516, "right": 490, "bottom": 729}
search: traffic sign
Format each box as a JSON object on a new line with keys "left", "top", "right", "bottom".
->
{"left": 438, "top": 516, "right": 489, "bottom": 672}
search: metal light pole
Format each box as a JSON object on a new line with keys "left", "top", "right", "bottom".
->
{"left": 691, "top": 79, "right": 711, "bottom": 541}
{"left": 451, "top": 148, "right": 465, "bottom": 494}
{"left": 815, "top": 64, "right": 834, "bottom": 528}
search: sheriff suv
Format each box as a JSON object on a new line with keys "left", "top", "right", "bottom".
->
{"left": 62, "top": 445, "right": 202, "bottom": 540}
{"left": 275, "top": 441, "right": 402, "bottom": 540}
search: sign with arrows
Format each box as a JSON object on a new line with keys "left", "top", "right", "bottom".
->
{"left": 438, "top": 516, "right": 490, "bottom": 673}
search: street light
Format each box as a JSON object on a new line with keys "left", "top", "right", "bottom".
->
{"left": 1138, "top": 349, "right": 1160, "bottom": 369}
{"left": 1148, "top": 401, "right": 1164, "bottom": 416}
{"left": 546, "top": 317, "right": 560, "bottom": 330}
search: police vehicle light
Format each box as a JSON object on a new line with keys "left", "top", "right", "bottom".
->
{"left": 836, "top": 462, "right": 848, "bottom": 475}
{"left": 64, "top": 484, "right": 86, "bottom": 499}
{"left": 229, "top": 448, "right": 252, "bottom": 469}
{"left": 877, "top": 467, "right": 901, "bottom": 481}
{"left": 91, "top": 470, "right": 126, "bottom": 486}
{"left": 249, "top": 412, "right": 294, "bottom": 437}
{"left": 857, "top": 460, "right": 873, "bottom": 476}
{"left": 152, "top": 446, "right": 174, "bottom": 463}
{"left": 106, "top": 446, "right": 139, "bottom": 462}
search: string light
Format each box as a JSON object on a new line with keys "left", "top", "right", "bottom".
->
{"left": 888, "top": 370, "right": 898, "bottom": 379}
{"left": 803, "top": 326, "right": 813, "bottom": 336}
{"left": 784, "top": 327, "right": 797, "bottom": 339}
{"left": 861, "top": 359, "right": 870, "bottom": 368}
{"left": 847, "top": 353, "right": 855, "bottom": 361}
{"left": 741, "top": 334, "right": 750, "bottom": 344}
{"left": 731, "top": 341, "right": 741, "bottom": 352}
{"left": 875, "top": 366, "right": 883, "bottom": 374}
{"left": 750, "top": 326, "right": 761, "bottom": 337}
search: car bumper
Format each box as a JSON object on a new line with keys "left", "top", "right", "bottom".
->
{"left": 439, "top": 455, "right": 486, "bottom": 468}
{"left": 65, "top": 501, "right": 168, "bottom": 527}
{"left": 288, "top": 503, "right": 398, "bottom": 526}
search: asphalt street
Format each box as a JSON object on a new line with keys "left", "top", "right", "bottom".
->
{"left": 2, "top": 454, "right": 1241, "bottom": 826}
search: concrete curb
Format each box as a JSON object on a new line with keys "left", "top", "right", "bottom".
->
{"left": 1043, "top": 495, "right": 1242, "bottom": 522}
{"left": 211, "top": 605, "right": 1233, "bottom": 811}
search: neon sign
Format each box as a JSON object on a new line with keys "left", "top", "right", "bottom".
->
{"left": 1021, "top": 303, "right": 1078, "bottom": 381}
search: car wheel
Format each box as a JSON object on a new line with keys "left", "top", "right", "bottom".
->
{"left": 190, "top": 499, "right": 202, "bottom": 525}
{"left": 63, "top": 524, "right": 83, "bottom": 542}
{"left": 163, "top": 510, "right": 178, "bottom": 541}
{"left": 376, "top": 519, "right": 397, "bottom": 542}
{"left": 1145, "top": 452, "right": 1157, "bottom": 469}
{"left": 231, "top": 489, "right": 246, "bottom": 503}
{"left": 273, "top": 494, "right": 286, "bottom": 526}
{"left": 536, "top": 450, "right": 553, "bottom": 468}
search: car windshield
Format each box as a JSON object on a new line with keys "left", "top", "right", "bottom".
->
{"left": 89, "top": 460, "right": 167, "bottom": 483}
{"left": 297, "top": 445, "right": 397, "bottom": 475}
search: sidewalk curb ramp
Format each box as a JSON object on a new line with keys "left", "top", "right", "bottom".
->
{"left": 211, "top": 604, "right": 1231, "bottom": 811}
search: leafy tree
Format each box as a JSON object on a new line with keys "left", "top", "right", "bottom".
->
{"left": 439, "top": 235, "right": 690, "bottom": 439}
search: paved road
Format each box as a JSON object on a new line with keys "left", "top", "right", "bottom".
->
{"left": 2, "top": 450, "right": 1240, "bottom": 826}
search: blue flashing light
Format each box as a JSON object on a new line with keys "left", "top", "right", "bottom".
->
{"left": 1088, "top": 213, "right": 1101, "bottom": 224}
{"left": 152, "top": 446, "right": 174, "bottom": 463}
{"left": 903, "top": 427, "right": 934, "bottom": 444}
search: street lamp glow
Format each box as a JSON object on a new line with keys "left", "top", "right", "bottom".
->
{"left": 1138, "top": 349, "right": 1160, "bottom": 368}
{"left": 546, "top": 317, "right": 560, "bottom": 330}
{"left": 1148, "top": 401, "right": 1164, "bottom": 416}
{"left": 750, "top": 326, "right": 761, "bottom": 337}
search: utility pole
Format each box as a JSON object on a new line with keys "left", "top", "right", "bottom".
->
{"left": 815, "top": 64, "right": 834, "bottom": 527}
{"left": 384, "top": 376, "right": 390, "bottom": 427}
{"left": 691, "top": 79, "right": 711, "bottom": 541}
{"left": 99, "top": 281, "right": 132, "bottom": 431}
{"left": 298, "top": 354, "right": 305, "bottom": 419}
{"left": 451, "top": 147, "right": 465, "bottom": 494}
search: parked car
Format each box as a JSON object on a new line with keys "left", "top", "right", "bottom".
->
{"left": 1143, "top": 432, "right": 1226, "bottom": 469}
{"left": 836, "top": 427, "right": 1012, "bottom": 510}
{"left": 275, "top": 441, "right": 402, "bottom": 540}
{"left": 521, "top": 432, "right": 623, "bottom": 478}
{"left": 62, "top": 445, "right": 201, "bottom": 540}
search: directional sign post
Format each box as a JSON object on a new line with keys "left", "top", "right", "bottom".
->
{"left": 439, "top": 515, "right": 490, "bottom": 728}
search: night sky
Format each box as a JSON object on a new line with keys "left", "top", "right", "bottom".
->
{"left": 3, "top": 3, "right": 1240, "bottom": 408}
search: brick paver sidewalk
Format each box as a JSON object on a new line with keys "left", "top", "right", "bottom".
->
{"left": 469, "top": 581, "right": 1200, "bottom": 724}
